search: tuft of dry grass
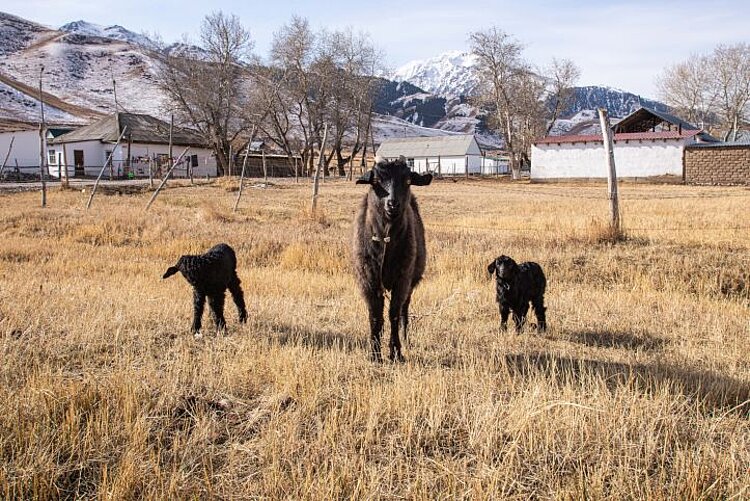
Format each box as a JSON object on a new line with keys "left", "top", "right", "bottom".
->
{"left": 0, "top": 179, "right": 748, "bottom": 500}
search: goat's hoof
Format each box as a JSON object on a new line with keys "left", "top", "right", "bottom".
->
{"left": 389, "top": 352, "right": 406, "bottom": 364}
{"left": 194, "top": 332, "right": 204, "bottom": 340}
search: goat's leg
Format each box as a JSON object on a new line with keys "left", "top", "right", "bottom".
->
{"left": 228, "top": 274, "right": 248, "bottom": 323}
{"left": 208, "top": 292, "right": 227, "bottom": 331}
{"left": 192, "top": 290, "right": 206, "bottom": 334}
{"left": 400, "top": 292, "right": 412, "bottom": 347}
{"left": 365, "top": 289, "right": 385, "bottom": 363}
{"left": 513, "top": 303, "right": 529, "bottom": 333}
{"left": 532, "top": 295, "right": 546, "bottom": 332}
{"left": 388, "top": 287, "right": 408, "bottom": 363}
{"left": 500, "top": 304, "right": 510, "bottom": 331}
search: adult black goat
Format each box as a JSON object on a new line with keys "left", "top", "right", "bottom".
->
{"left": 352, "top": 158, "right": 432, "bottom": 362}
{"left": 163, "top": 243, "right": 248, "bottom": 334}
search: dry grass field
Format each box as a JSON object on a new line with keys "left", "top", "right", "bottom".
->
{"left": 0, "top": 177, "right": 748, "bottom": 500}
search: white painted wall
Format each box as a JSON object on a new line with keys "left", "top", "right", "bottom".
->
{"left": 480, "top": 157, "right": 509, "bottom": 175}
{"left": 531, "top": 137, "right": 692, "bottom": 179}
{"left": 47, "top": 141, "right": 217, "bottom": 178}
{"left": 410, "top": 155, "right": 483, "bottom": 175}
{"left": 0, "top": 130, "right": 42, "bottom": 174}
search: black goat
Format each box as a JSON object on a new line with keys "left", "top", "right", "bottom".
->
{"left": 487, "top": 255, "right": 547, "bottom": 332}
{"left": 163, "top": 243, "right": 248, "bottom": 333}
{"left": 352, "top": 158, "right": 432, "bottom": 362}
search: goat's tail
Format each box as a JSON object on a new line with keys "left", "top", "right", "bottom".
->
{"left": 162, "top": 266, "right": 180, "bottom": 279}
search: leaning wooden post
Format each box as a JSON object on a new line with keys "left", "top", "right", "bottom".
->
{"left": 38, "top": 65, "right": 47, "bottom": 207}
{"left": 262, "top": 150, "right": 268, "bottom": 183}
{"left": 145, "top": 146, "right": 189, "bottom": 210}
{"left": 311, "top": 123, "right": 328, "bottom": 215}
{"left": 598, "top": 108, "right": 620, "bottom": 231}
{"left": 233, "top": 141, "right": 251, "bottom": 212}
{"left": 86, "top": 126, "right": 129, "bottom": 210}
{"left": 0, "top": 135, "right": 15, "bottom": 179}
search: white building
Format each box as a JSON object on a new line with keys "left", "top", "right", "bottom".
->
{"left": 376, "top": 135, "right": 484, "bottom": 175}
{"left": 49, "top": 113, "right": 218, "bottom": 178}
{"left": 0, "top": 126, "right": 74, "bottom": 177}
{"left": 531, "top": 107, "right": 718, "bottom": 181}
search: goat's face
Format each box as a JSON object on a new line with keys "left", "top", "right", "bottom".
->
{"left": 357, "top": 159, "right": 432, "bottom": 222}
{"left": 488, "top": 255, "right": 519, "bottom": 281}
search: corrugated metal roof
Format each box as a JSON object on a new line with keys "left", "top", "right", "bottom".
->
{"left": 376, "top": 134, "right": 479, "bottom": 158}
{"left": 51, "top": 113, "right": 207, "bottom": 147}
{"left": 535, "top": 130, "right": 702, "bottom": 145}
{"left": 686, "top": 140, "right": 750, "bottom": 148}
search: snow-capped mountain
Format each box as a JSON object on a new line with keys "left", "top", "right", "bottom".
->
{"left": 59, "top": 20, "right": 156, "bottom": 48}
{"left": 393, "top": 50, "right": 478, "bottom": 98}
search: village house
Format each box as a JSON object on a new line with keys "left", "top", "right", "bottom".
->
{"left": 0, "top": 125, "right": 74, "bottom": 178}
{"left": 531, "top": 107, "right": 719, "bottom": 181}
{"left": 48, "top": 112, "right": 218, "bottom": 178}
{"left": 376, "top": 134, "right": 498, "bottom": 175}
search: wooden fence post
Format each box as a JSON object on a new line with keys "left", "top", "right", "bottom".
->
{"left": 0, "top": 136, "right": 15, "bottom": 179}
{"left": 86, "top": 126, "right": 129, "bottom": 210}
{"left": 145, "top": 146, "right": 189, "bottom": 210}
{"left": 233, "top": 142, "right": 251, "bottom": 212}
{"left": 598, "top": 108, "right": 620, "bottom": 231}
{"left": 311, "top": 124, "right": 328, "bottom": 215}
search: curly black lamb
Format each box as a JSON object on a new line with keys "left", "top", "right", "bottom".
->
{"left": 163, "top": 243, "right": 248, "bottom": 333}
{"left": 352, "top": 158, "right": 432, "bottom": 362}
{"left": 487, "top": 255, "right": 547, "bottom": 332}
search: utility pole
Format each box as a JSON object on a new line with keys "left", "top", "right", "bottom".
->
{"left": 38, "top": 65, "right": 47, "bottom": 208}
{"left": 598, "top": 108, "right": 620, "bottom": 232}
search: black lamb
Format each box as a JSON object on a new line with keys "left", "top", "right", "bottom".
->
{"left": 163, "top": 243, "right": 248, "bottom": 333}
{"left": 352, "top": 158, "right": 432, "bottom": 362}
{"left": 487, "top": 255, "right": 547, "bottom": 332}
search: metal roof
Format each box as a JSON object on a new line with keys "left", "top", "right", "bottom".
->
{"left": 613, "top": 106, "right": 699, "bottom": 133}
{"left": 686, "top": 140, "right": 750, "bottom": 148}
{"left": 51, "top": 113, "right": 207, "bottom": 147}
{"left": 376, "top": 134, "right": 480, "bottom": 158}
{"left": 535, "top": 130, "right": 703, "bottom": 145}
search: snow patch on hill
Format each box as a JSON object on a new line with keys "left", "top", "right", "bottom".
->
{"left": 393, "top": 50, "right": 478, "bottom": 98}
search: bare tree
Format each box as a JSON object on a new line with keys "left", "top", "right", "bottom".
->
{"left": 657, "top": 55, "right": 717, "bottom": 131}
{"left": 260, "top": 17, "right": 380, "bottom": 177}
{"left": 545, "top": 58, "right": 581, "bottom": 136}
{"left": 157, "top": 12, "right": 255, "bottom": 175}
{"left": 658, "top": 43, "right": 750, "bottom": 139}
{"left": 469, "top": 27, "right": 526, "bottom": 178}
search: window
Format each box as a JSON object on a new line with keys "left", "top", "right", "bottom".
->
{"left": 48, "top": 149, "right": 56, "bottom": 165}
{"left": 191, "top": 154, "right": 199, "bottom": 167}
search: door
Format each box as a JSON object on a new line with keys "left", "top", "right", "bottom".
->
{"left": 74, "top": 150, "right": 84, "bottom": 176}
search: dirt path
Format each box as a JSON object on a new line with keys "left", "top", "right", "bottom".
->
{"left": 0, "top": 71, "right": 102, "bottom": 121}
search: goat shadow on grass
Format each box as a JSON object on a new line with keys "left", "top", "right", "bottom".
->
{"left": 503, "top": 352, "right": 750, "bottom": 416}
{"left": 269, "top": 323, "right": 364, "bottom": 353}
{"left": 565, "top": 329, "right": 666, "bottom": 351}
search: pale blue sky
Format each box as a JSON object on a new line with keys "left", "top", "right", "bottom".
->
{"left": 4, "top": 0, "right": 748, "bottom": 99}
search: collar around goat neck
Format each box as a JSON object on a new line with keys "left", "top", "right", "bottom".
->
{"left": 371, "top": 222, "right": 392, "bottom": 243}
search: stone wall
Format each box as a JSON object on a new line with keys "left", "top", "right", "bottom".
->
{"left": 684, "top": 144, "right": 750, "bottom": 185}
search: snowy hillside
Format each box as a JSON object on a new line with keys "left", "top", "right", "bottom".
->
{"left": 59, "top": 20, "right": 156, "bottom": 48}
{"left": 393, "top": 51, "right": 478, "bottom": 98}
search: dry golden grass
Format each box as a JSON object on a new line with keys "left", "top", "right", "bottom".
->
{"left": 0, "top": 178, "right": 748, "bottom": 500}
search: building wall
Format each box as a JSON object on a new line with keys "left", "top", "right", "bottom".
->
{"left": 0, "top": 130, "right": 42, "bottom": 173}
{"left": 48, "top": 141, "right": 218, "bottom": 178}
{"left": 531, "top": 138, "right": 687, "bottom": 179}
{"left": 411, "top": 155, "right": 482, "bottom": 175}
{"left": 684, "top": 145, "right": 750, "bottom": 185}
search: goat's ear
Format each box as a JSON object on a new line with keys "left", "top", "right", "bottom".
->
{"left": 356, "top": 170, "right": 374, "bottom": 185}
{"left": 163, "top": 266, "right": 179, "bottom": 279}
{"left": 487, "top": 261, "right": 496, "bottom": 275}
{"left": 410, "top": 172, "right": 432, "bottom": 186}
